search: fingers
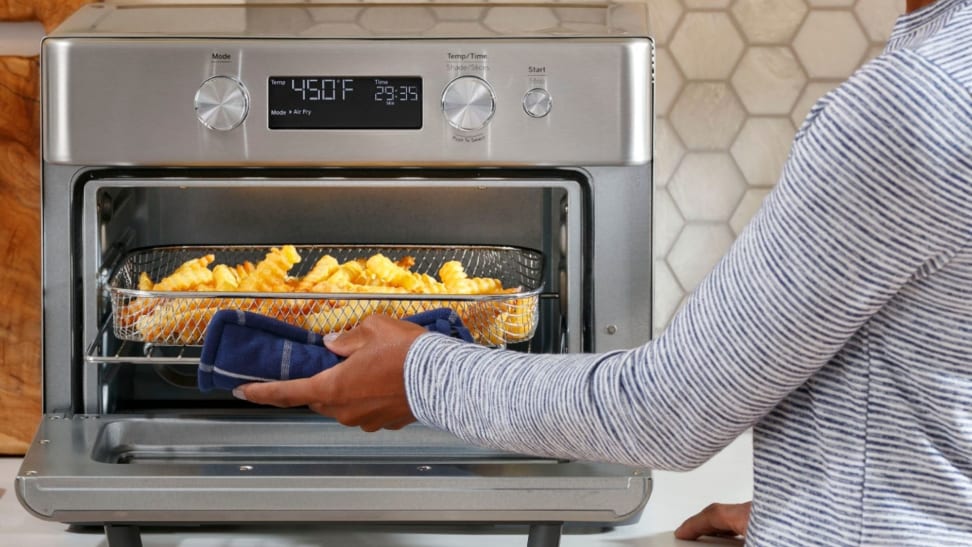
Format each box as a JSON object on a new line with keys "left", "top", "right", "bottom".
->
{"left": 324, "top": 314, "right": 392, "bottom": 356}
{"left": 674, "top": 501, "right": 751, "bottom": 540}
{"left": 307, "top": 397, "right": 416, "bottom": 430}
{"left": 358, "top": 416, "right": 416, "bottom": 433}
{"left": 356, "top": 414, "right": 416, "bottom": 432}
{"left": 234, "top": 374, "right": 330, "bottom": 408}
{"left": 234, "top": 314, "right": 421, "bottom": 432}
{"left": 325, "top": 314, "right": 426, "bottom": 357}
{"left": 383, "top": 418, "right": 415, "bottom": 430}
{"left": 323, "top": 324, "right": 369, "bottom": 357}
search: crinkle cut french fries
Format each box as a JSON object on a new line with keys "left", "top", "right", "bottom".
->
{"left": 114, "top": 246, "right": 536, "bottom": 346}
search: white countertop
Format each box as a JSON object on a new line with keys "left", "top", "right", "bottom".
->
{"left": 1, "top": 433, "right": 752, "bottom": 546}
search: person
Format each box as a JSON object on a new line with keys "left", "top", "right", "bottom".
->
{"left": 234, "top": 0, "right": 972, "bottom": 543}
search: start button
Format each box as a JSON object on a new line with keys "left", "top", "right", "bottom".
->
{"left": 522, "top": 88, "right": 552, "bottom": 118}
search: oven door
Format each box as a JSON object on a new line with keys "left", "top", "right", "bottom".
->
{"left": 22, "top": 168, "right": 650, "bottom": 529}
{"left": 16, "top": 414, "right": 650, "bottom": 526}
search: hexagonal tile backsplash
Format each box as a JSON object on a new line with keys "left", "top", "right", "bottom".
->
{"left": 651, "top": 0, "right": 905, "bottom": 333}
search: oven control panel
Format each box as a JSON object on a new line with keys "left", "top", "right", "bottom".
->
{"left": 44, "top": 39, "right": 652, "bottom": 165}
{"left": 199, "top": 73, "right": 526, "bottom": 133}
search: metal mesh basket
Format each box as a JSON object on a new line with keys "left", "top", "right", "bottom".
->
{"left": 108, "top": 245, "right": 544, "bottom": 347}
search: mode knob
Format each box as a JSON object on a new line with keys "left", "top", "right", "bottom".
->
{"left": 441, "top": 75, "right": 495, "bottom": 132}
{"left": 194, "top": 75, "right": 249, "bottom": 131}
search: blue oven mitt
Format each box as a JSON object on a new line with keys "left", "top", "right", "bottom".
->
{"left": 198, "top": 307, "right": 474, "bottom": 392}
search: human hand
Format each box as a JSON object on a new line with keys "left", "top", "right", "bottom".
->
{"left": 674, "top": 501, "right": 751, "bottom": 540}
{"left": 233, "top": 314, "right": 428, "bottom": 432}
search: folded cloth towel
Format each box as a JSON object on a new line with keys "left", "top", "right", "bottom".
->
{"left": 198, "top": 307, "right": 474, "bottom": 392}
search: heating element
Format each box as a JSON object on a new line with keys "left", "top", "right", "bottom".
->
{"left": 17, "top": 2, "right": 655, "bottom": 546}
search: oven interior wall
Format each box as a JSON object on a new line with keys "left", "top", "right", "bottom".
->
{"left": 142, "top": 186, "right": 553, "bottom": 247}
{"left": 85, "top": 177, "right": 580, "bottom": 413}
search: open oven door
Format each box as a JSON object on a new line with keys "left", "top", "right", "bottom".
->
{"left": 17, "top": 414, "right": 651, "bottom": 547}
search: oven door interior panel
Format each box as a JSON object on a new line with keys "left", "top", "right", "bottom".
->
{"left": 16, "top": 414, "right": 651, "bottom": 524}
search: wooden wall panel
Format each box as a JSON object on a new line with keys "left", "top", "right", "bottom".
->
{"left": 0, "top": 0, "right": 98, "bottom": 454}
{"left": 0, "top": 56, "right": 41, "bottom": 454}
{"left": 1, "top": 0, "right": 94, "bottom": 31}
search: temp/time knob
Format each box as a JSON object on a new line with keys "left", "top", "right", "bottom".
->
{"left": 194, "top": 75, "right": 249, "bottom": 131}
{"left": 441, "top": 75, "right": 495, "bottom": 132}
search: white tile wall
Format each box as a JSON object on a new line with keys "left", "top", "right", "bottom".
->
{"left": 730, "top": 188, "right": 771, "bottom": 235}
{"left": 670, "top": 82, "right": 747, "bottom": 149}
{"left": 668, "top": 223, "right": 736, "bottom": 293}
{"left": 669, "top": 153, "right": 746, "bottom": 222}
{"left": 732, "top": 0, "right": 807, "bottom": 44}
{"left": 651, "top": 0, "right": 906, "bottom": 333}
{"left": 793, "top": 11, "right": 870, "bottom": 78}
{"left": 669, "top": 12, "right": 744, "bottom": 79}
{"left": 730, "top": 117, "right": 797, "bottom": 187}
{"left": 731, "top": 46, "right": 806, "bottom": 115}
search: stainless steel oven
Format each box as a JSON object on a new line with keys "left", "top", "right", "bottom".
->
{"left": 17, "top": 2, "right": 655, "bottom": 546}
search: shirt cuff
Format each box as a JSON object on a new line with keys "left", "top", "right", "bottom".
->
{"left": 403, "top": 331, "right": 465, "bottom": 428}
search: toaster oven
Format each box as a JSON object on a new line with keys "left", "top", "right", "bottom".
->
{"left": 17, "top": 2, "right": 655, "bottom": 546}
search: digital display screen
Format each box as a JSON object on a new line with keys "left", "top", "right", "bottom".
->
{"left": 268, "top": 76, "right": 422, "bottom": 130}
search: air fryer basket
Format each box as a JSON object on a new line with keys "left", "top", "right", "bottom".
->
{"left": 108, "top": 244, "right": 544, "bottom": 347}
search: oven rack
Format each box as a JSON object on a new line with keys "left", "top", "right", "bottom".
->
{"left": 87, "top": 317, "right": 203, "bottom": 366}
{"left": 106, "top": 244, "right": 545, "bottom": 347}
{"left": 86, "top": 292, "right": 559, "bottom": 368}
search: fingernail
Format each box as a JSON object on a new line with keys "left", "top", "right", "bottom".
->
{"left": 323, "top": 332, "right": 340, "bottom": 344}
{"left": 232, "top": 387, "right": 247, "bottom": 401}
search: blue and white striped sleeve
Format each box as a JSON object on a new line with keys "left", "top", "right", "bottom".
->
{"left": 403, "top": 49, "right": 972, "bottom": 471}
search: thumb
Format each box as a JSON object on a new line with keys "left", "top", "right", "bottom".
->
{"left": 325, "top": 314, "right": 426, "bottom": 357}
{"left": 324, "top": 321, "right": 374, "bottom": 357}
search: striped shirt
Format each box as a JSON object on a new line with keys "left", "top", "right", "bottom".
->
{"left": 404, "top": 1, "right": 972, "bottom": 544}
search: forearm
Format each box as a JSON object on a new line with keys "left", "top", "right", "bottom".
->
{"left": 404, "top": 328, "right": 780, "bottom": 471}
{"left": 404, "top": 333, "right": 697, "bottom": 468}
